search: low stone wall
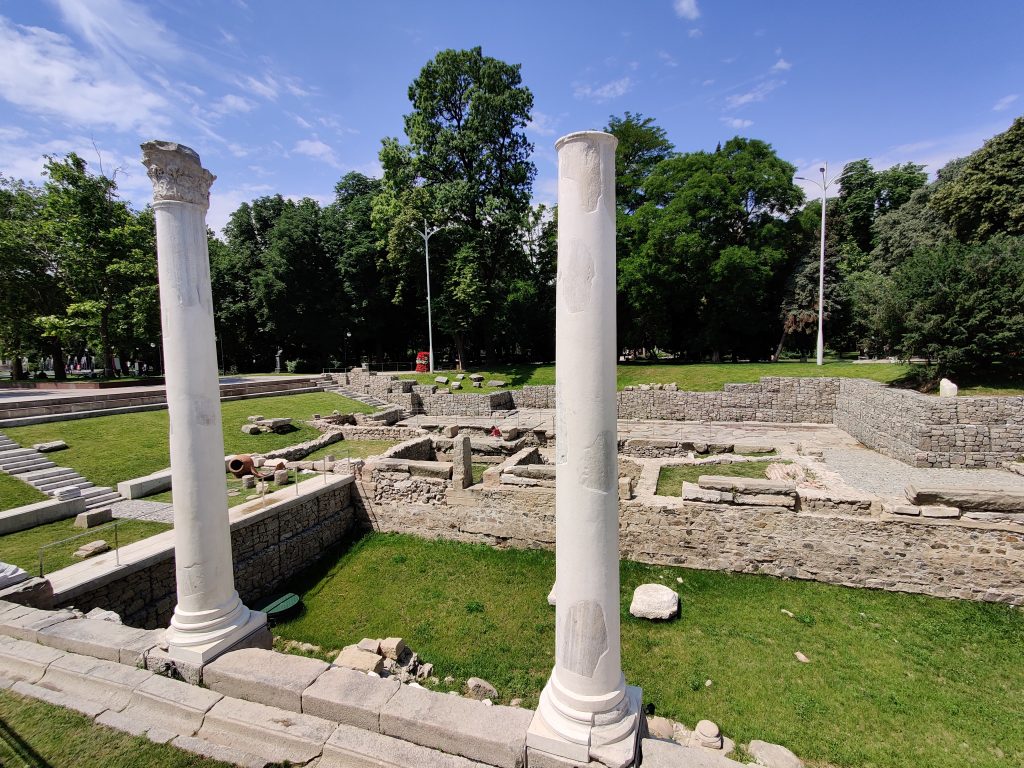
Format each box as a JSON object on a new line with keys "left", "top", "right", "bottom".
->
{"left": 53, "top": 477, "right": 355, "bottom": 628}
{"left": 353, "top": 473, "right": 1024, "bottom": 605}
{"left": 835, "top": 379, "right": 1024, "bottom": 468}
{"left": 0, "top": 496, "right": 86, "bottom": 536}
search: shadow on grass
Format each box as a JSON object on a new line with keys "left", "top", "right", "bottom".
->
{"left": 0, "top": 717, "right": 53, "bottom": 768}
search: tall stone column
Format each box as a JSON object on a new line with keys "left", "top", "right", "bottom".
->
{"left": 527, "top": 132, "right": 641, "bottom": 767}
{"left": 141, "top": 141, "right": 266, "bottom": 664}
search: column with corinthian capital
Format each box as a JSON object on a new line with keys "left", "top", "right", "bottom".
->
{"left": 141, "top": 141, "right": 266, "bottom": 664}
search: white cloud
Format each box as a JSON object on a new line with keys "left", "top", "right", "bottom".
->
{"left": 725, "top": 79, "right": 784, "bottom": 109}
{"left": 0, "top": 18, "right": 169, "bottom": 133}
{"left": 771, "top": 58, "right": 792, "bottom": 72}
{"left": 292, "top": 114, "right": 313, "bottom": 129}
{"left": 721, "top": 117, "right": 753, "bottom": 129}
{"left": 702, "top": 79, "right": 715, "bottom": 86}
{"left": 673, "top": 0, "right": 700, "bottom": 20}
{"left": 574, "top": 77, "right": 633, "bottom": 103}
{"left": 657, "top": 50, "right": 678, "bottom": 67}
{"left": 211, "top": 94, "right": 256, "bottom": 115}
{"left": 993, "top": 94, "right": 1019, "bottom": 112}
{"left": 293, "top": 138, "right": 341, "bottom": 168}
{"left": 207, "top": 183, "right": 274, "bottom": 235}
{"left": 688, "top": 28, "right": 702, "bottom": 38}
{"left": 52, "top": 0, "right": 183, "bottom": 63}
{"left": 527, "top": 111, "right": 558, "bottom": 136}
{"left": 237, "top": 74, "right": 278, "bottom": 101}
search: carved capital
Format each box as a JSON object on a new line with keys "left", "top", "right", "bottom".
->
{"left": 141, "top": 140, "right": 216, "bottom": 207}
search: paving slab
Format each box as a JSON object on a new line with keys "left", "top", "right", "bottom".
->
{"left": 0, "top": 636, "right": 65, "bottom": 682}
{"left": 379, "top": 683, "right": 532, "bottom": 768}
{"left": 37, "top": 617, "right": 149, "bottom": 662}
{"left": 122, "top": 673, "right": 223, "bottom": 736}
{"left": 0, "top": 607, "right": 76, "bottom": 641}
{"left": 171, "top": 734, "right": 271, "bottom": 768}
{"left": 41, "top": 652, "right": 152, "bottom": 712}
{"left": 204, "top": 647, "right": 330, "bottom": 712}
{"left": 10, "top": 679, "right": 106, "bottom": 718}
{"left": 320, "top": 721, "right": 486, "bottom": 767}
{"left": 302, "top": 666, "right": 401, "bottom": 731}
{"left": 640, "top": 739, "right": 745, "bottom": 767}
{"left": 198, "top": 695, "right": 336, "bottom": 765}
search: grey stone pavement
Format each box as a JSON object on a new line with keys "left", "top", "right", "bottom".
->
{"left": 108, "top": 499, "right": 174, "bottom": 524}
{"left": 403, "top": 408, "right": 1024, "bottom": 501}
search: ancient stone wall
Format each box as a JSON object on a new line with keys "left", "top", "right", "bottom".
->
{"left": 835, "top": 379, "right": 1024, "bottom": 468}
{"left": 353, "top": 478, "right": 1024, "bottom": 605}
{"left": 55, "top": 480, "right": 355, "bottom": 628}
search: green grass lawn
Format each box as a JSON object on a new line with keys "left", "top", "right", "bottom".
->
{"left": 656, "top": 461, "right": 778, "bottom": 496}
{"left": 0, "top": 517, "right": 170, "bottom": 575}
{"left": 303, "top": 439, "right": 400, "bottom": 462}
{"left": 471, "top": 463, "right": 488, "bottom": 485}
{"left": 0, "top": 688, "right": 229, "bottom": 767}
{"left": 273, "top": 533, "right": 1024, "bottom": 768}
{"left": 0, "top": 473, "right": 47, "bottom": 512}
{"left": 4, "top": 392, "right": 374, "bottom": 490}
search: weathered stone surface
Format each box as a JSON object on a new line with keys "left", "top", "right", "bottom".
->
{"left": 203, "top": 647, "right": 329, "bottom": 713}
{"left": 123, "top": 673, "right": 223, "bottom": 736}
{"left": 465, "top": 676, "right": 497, "bottom": 700}
{"left": 357, "top": 637, "right": 381, "bottom": 654}
{"left": 732, "top": 443, "right": 774, "bottom": 455}
{"left": 0, "top": 564, "right": 28, "bottom": 591}
{"left": 469, "top": 374, "right": 484, "bottom": 382}
{"left": 630, "top": 584, "right": 680, "bottom": 620}
{"left": 170, "top": 734, "right": 269, "bottom": 768}
{"left": 692, "top": 719, "right": 722, "bottom": 749}
{"left": 38, "top": 617, "right": 148, "bottom": 662}
{"left": 33, "top": 440, "right": 67, "bottom": 453}
{"left": 241, "top": 423, "right": 261, "bottom": 435}
{"left": 41, "top": 652, "right": 151, "bottom": 712}
{"left": 74, "top": 508, "right": 113, "bottom": 529}
{"left": 12, "top": 679, "right": 106, "bottom": 718}
{"left": 698, "top": 476, "right": 795, "bottom": 495}
{"left": 273, "top": 469, "right": 289, "bottom": 485}
{"left": 380, "top": 683, "right": 531, "bottom": 767}
{"left": 302, "top": 666, "right": 401, "bottom": 731}
{"left": 380, "top": 637, "right": 406, "bottom": 661}
{"left": 487, "top": 380, "right": 507, "bottom": 388}
{"left": 0, "top": 636, "right": 64, "bottom": 682}
{"left": 320, "top": 722, "right": 482, "bottom": 768}
{"left": 747, "top": 739, "right": 803, "bottom": 768}
{"left": 335, "top": 646, "right": 384, "bottom": 674}
{"left": 73, "top": 540, "right": 110, "bottom": 558}
{"left": 198, "top": 696, "right": 335, "bottom": 765}
{"left": 906, "top": 485, "right": 1023, "bottom": 514}
{"left": 938, "top": 378, "right": 958, "bottom": 397}
{"left": 435, "top": 376, "right": 450, "bottom": 385}
{"left": 641, "top": 739, "right": 744, "bottom": 767}
{"left": 0, "top": 577, "right": 53, "bottom": 609}
{"left": 646, "top": 715, "right": 676, "bottom": 741}
{"left": 919, "top": 505, "right": 960, "bottom": 519}
{"left": 0, "top": 607, "right": 75, "bottom": 641}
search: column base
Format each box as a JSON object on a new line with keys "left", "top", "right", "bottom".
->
{"left": 166, "top": 608, "right": 268, "bottom": 665}
{"left": 527, "top": 684, "right": 643, "bottom": 768}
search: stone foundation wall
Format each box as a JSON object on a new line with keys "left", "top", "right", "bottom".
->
{"left": 835, "top": 379, "right": 1024, "bottom": 468}
{"left": 353, "top": 478, "right": 1024, "bottom": 605}
{"left": 55, "top": 479, "right": 355, "bottom": 628}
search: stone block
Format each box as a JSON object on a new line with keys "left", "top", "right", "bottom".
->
{"left": 487, "top": 380, "right": 507, "bottom": 388}
{"left": 906, "top": 485, "right": 1022, "bottom": 514}
{"left": 241, "top": 423, "right": 261, "bottom": 435}
{"left": 320, "top": 722, "right": 483, "bottom": 767}
{"left": 0, "top": 607, "right": 75, "bottom": 641}
{"left": 379, "top": 683, "right": 532, "bottom": 767}
{"left": 73, "top": 540, "right": 110, "bottom": 558}
{"left": 435, "top": 376, "right": 450, "bottom": 384}
{"left": 170, "top": 735, "right": 269, "bottom": 768}
{"left": 747, "top": 739, "right": 804, "bottom": 768}
{"left": 123, "top": 673, "right": 224, "bottom": 736}
{"left": 37, "top": 617, "right": 149, "bottom": 662}
{"left": 11, "top": 679, "right": 106, "bottom": 719}
{"left": 33, "top": 440, "right": 67, "bottom": 452}
{"left": 203, "top": 647, "right": 329, "bottom": 713}
{"left": 334, "top": 646, "right": 384, "bottom": 674}
{"left": 41, "top": 652, "right": 152, "bottom": 712}
{"left": 74, "top": 508, "right": 113, "bottom": 528}
{"left": 469, "top": 374, "right": 484, "bottom": 382}
{"left": 0, "top": 636, "right": 64, "bottom": 682}
{"left": 198, "top": 696, "right": 335, "bottom": 766}
{"left": 697, "top": 476, "right": 795, "bottom": 495}
{"left": 0, "top": 577, "right": 54, "bottom": 609}
{"left": 629, "top": 584, "right": 680, "bottom": 620}
{"left": 734, "top": 493, "right": 797, "bottom": 509}
{"left": 301, "top": 666, "right": 401, "bottom": 731}
{"left": 920, "top": 505, "right": 961, "bottom": 519}
{"left": 882, "top": 503, "right": 920, "bottom": 516}
{"left": 641, "top": 739, "right": 744, "bottom": 767}
{"left": 731, "top": 443, "right": 775, "bottom": 455}
{"left": 380, "top": 637, "right": 406, "bottom": 660}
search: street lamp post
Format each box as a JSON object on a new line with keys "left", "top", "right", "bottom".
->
{"left": 795, "top": 162, "right": 841, "bottom": 366}
{"left": 410, "top": 220, "right": 443, "bottom": 373}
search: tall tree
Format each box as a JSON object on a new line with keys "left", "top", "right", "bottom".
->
{"left": 376, "top": 46, "right": 535, "bottom": 366}
{"left": 605, "top": 112, "right": 675, "bottom": 214}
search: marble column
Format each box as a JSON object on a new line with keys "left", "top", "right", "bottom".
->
{"left": 527, "top": 132, "right": 641, "bottom": 767}
{"left": 142, "top": 141, "right": 266, "bottom": 664}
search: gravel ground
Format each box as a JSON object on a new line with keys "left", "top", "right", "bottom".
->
{"left": 822, "top": 446, "right": 1024, "bottom": 497}
{"left": 108, "top": 499, "right": 174, "bottom": 524}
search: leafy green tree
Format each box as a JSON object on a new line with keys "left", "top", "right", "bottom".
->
{"left": 376, "top": 47, "right": 535, "bottom": 366}
{"left": 605, "top": 112, "right": 675, "bottom": 214}
{"left": 931, "top": 116, "right": 1024, "bottom": 242}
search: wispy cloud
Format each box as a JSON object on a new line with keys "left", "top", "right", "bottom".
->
{"left": 771, "top": 58, "right": 792, "bottom": 72}
{"left": 657, "top": 50, "right": 678, "bottom": 67}
{"left": 211, "top": 94, "right": 256, "bottom": 116}
{"left": 574, "top": 77, "right": 633, "bottom": 103}
{"left": 527, "top": 110, "right": 558, "bottom": 136}
{"left": 688, "top": 28, "right": 702, "bottom": 39}
{"left": 0, "top": 17, "right": 168, "bottom": 133}
{"left": 725, "top": 79, "right": 785, "bottom": 109}
{"left": 721, "top": 117, "right": 753, "bottom": 129}
{"left": 292, "top": 138, "right": 341, "bottom": 168}
{"left": 52, "top": 0, "right": 184, "bottom": 63}
{"left": 237, "top": 74, "right": 278, "bottom": 101}
{"left": 673, "top": 0, "right": 700, "bottom": 21}
{"left": 993, "top": 94, "right": 1019, "bottom": 112}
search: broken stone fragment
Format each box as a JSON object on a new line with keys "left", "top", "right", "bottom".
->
{"left": 434, "top": 376, "right": 449, "bottom": 384}
{"left": 357, "top": 638, "right": 381, "bottom": 654}
{"left": 748, "top": 739, "right": 804, "bottom": 768}
{"left": 469, "top": 374, "right": 484, "bottom": 382}
{"left": 333, "top": 647, "right": 384, "bottom": 675}
{"left": 379, "top": 637, "right": 406, "bottom": 660}
{"left": 629, "top": 584, "right": 680, "bottom": 620}
{"left": 486, "top": 380, "right": 507, "bottom": 388}
{"left": 465, "top": 676, "right": 497, "bottom": 700}
{"left": 32, "top": 440, "right": 67, "bottom": 453}
{"left": 691, "top": 719, "right": 722, "bottom": 749}
{"left": 73, "top": 540, "right": 110, "bottom": 559}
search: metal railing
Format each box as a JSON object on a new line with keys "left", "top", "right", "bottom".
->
{"left": 38, "top": 519, "right": 122, "bottom": 577}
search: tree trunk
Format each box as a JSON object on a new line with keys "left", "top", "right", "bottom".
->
{"left": 11, "top": 354, "right": 24, "bottom": 380}
{"left": 771, "top": 331, "right": 787, "bottom": 362}
{"left": 50, "top": 340, "right": 67, "bottom": 380}
{"left": 99, "top": 308, "right": 114, "bottom": 377}
{"left": 453, "top": 332, "right": 465, "bottom": 372}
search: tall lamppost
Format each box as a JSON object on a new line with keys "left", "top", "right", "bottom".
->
{"left": 410, "top": 220, "right": 443, "bottom": 373}
{"left": 796, "top": 162, "right": 841, "bottom": 366}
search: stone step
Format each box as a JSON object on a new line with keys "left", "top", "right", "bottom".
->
{"left": 18, "top": 466, "right": 76, "bottom": 482}
{"left": 0, "top": 446, "right": 32, "bottom": 457}
{"left": 4, "top": 459, "right": 55, "bottom": 474}
{"left": 84, "top": 492, "right": 121, "bottom": 510}
{"left": 30, "top": 471, "right": 80, "bottom": 487}
{"left": 42, "top": 479, "right": 94, "bottom": 495}
{"left": 0, "top": 448, "right": 37, "bottom": 462}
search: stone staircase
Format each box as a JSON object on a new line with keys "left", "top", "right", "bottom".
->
{"left": 0, "top": 432, "right": 122, "bottom": 511}
{"left": 319, "top": 374, "right": 391, "bottom": 410}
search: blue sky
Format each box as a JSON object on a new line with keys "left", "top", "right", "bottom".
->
{"left": 1, "top": 0, "right": 1021, "bottom": 233}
